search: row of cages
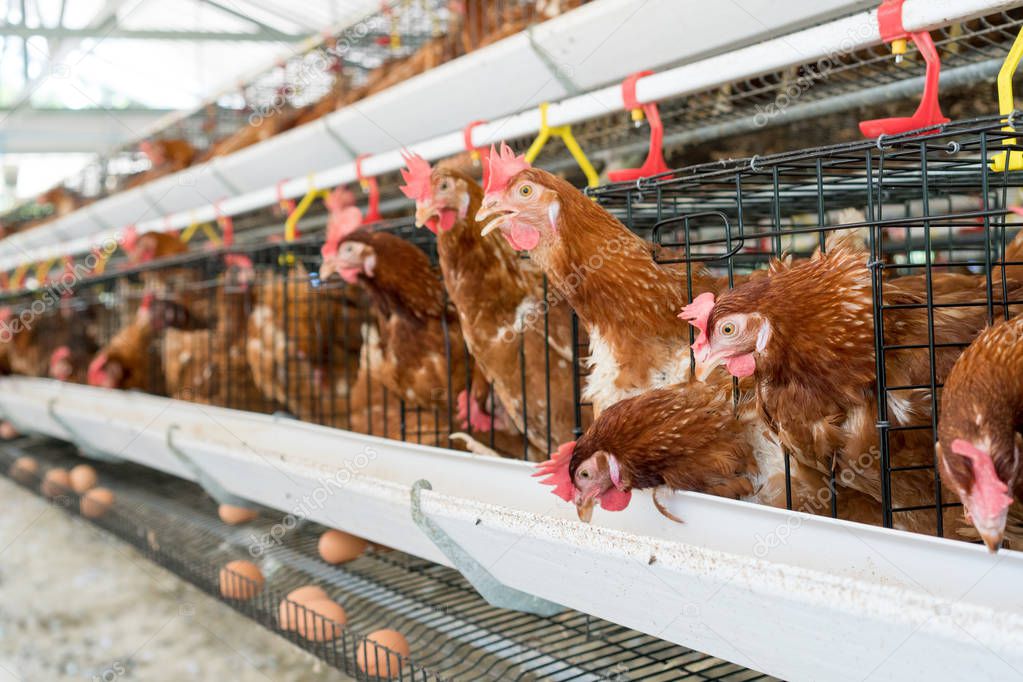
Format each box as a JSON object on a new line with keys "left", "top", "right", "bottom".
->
{"left": 1, "top": 0, "right": 588, "bottom": 233}
{"left": 3, "top": 115, "right": 1023, "bottom": 545}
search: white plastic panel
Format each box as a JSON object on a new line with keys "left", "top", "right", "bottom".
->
{"left": 0, "top": 377, "right": 1020, "bottom": 682}
{"left": 532, "top": 0, "right": 881, "bottom": 92}
{"left": 333, "top": 32, "right": 566, "bottom": 154}
{"left": 213, "top": 118, "right": 356, "bottom": 193}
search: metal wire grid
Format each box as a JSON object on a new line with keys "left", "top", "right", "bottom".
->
{"left": 0, "top": 217, "right": 566, "bottom": 457}
{"left": 591, "top": 114, "right": 1023, "bottom": 534}
{"left": 569, "top": 9, "right": 1023, "bottom": 164}
{"left": 0, "top": 437, "right": 775, "bottom": 682}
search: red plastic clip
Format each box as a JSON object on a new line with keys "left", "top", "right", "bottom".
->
{"left": 355, "top": 154, "right": 381, "bottom": 223}
{"left": 463, "top": 120, "right": 491, "bottom": 186}
{"left": 214, "top": 199, "right": 234, "bottom": 247}
{"left": 276, "top": 179, "right": 297, "bottom": 215}
{"left": 859, "top": 0, "right": 949, "bottom": 138}
{"left": 608, "top": 71, "right": 670, "bottom": 182}
{"left": 121, "top": 225, "right": 138, "bottom": 253}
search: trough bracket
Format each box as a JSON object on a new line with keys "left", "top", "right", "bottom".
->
{"left": 47, "top": 398, "right": 124, "bottom": 462}
{"left": 410, "top": 479, "right": 565, "bottom": 617}
{"left": 166, "top": 424, "right": 251, "bottom": 507}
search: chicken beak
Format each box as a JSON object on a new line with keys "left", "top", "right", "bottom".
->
{"left": 970, "top": 505, "right": 1009, "bottom": 553}
{"left": 692, "top": 348, "right": 723, "bottom": 383}
{"left": 475, "top": 198, "right": 513, "bottom": 237}
{"left": 576, "top": 498, "right": 596, "bottom": 523}
{"left": 414, "top": 202, "right": 437, "bottom": 229}
{"left": 319, "top": 257, "right": 338, "bottom": 281}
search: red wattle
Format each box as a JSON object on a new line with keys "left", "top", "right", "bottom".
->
{"left": 338, "top": 267, "right": 362, "bottom": 284}
{"left": 600, "top": 488, "right": 632, "bottom": 512}
{"left": 726, "top": 353, "right": 756, "bottom": 378}
{"left": 505, "top": 220, "right": 540, "bottom": 251}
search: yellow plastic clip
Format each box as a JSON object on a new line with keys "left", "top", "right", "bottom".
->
{"left": 179, "top": 221, "right": 222, "bottom": 247}
{"left": 280, "top": 176, "right": 328, "bottom": 266}
{"left": 91, "top": 246, "right": 113, "bottom": 275}
{"left": 34, "top": 257, "right": 60, "bottom": 284}
{"left": 284, "top": 177, "right": 329, "bottom": 243}
{"left": 524, "top": 102, "right": 600, "bottom": 188}
{"left": 992, "top": 26, "right": 1023, "bottom": 172}
{"left": 11, "top": 263, "right": 30, "bottom": 290}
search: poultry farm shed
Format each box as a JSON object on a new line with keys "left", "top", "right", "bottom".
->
{"left": 3, "top": 1, "right": 1023, "bottom": 681}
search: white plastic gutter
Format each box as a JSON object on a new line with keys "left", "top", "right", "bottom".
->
{"left": 0, "top": 0, "right": 1016, "bottom": 273}
{"left": 1, "top": 377, "right": 1021, "bottom": 681}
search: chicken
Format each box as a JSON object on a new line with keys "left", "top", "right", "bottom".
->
{"left": 124, "top": 139, "right": 195, "bottom": 189}
{"left": 48, "top": 301, "right": 100, "bottom": 384}
{"left": 36, "top": 186, "right": 86, "bottom": 221}
{"left": 401, "top": 153, "right": 576, "bottom": 457}
{"left": 685, "top": 232, "right": 1017, "bottom": 536}
{"left": 163, "top": 257, "right": 263, "bottom": 409}
{"left": 244, "top": 260, "right": 363, "bottom": 426}
{"left": 937, "top": 312, "right": 1023, "bottom": 552}
{"left": 474, "top": 144, "right": 723, "bottom": 416}
{"left": 88, "top": 294, "right": 197, "bottom": 392}
{"left": 536, "top": 382, "right": 882, "bottom": 524}
{"left": 319, "top": 229, "right": 470, "bottom": 416}
{"left": 125, "top": 230, "right": 188, "bottom": 265}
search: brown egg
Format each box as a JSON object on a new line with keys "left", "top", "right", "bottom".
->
{"left": 8, "top": 456, "right": 38, "bottom": 483}
{"left": 278, "top": 585, "right": 331, "bottom": 631}
{"left": 356, "top": 629, "right": 410, "bottom": 678}
{"left": 318, "top": 529, "right": 368, "bottom": 564}
{"left": 0, "top": 421, "right": 19, "bottom": 440}
{"left": 69, "top": 464, "right": 98, "bottom": 494}
{"left": 218, "top": 504, "right": 258, "bottom": 525}
{"left": 40, "top": 468, "right": 71, "bottom": 499}
{"left": 80, "top": 488, "right": 115, "bottom": 518}
{"left": 219, "top": 560, "right": 264, "bottom": 600}
{"left": 294, "top": 599, "right": 347, "bottom": 641}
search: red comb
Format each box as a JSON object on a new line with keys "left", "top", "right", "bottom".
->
{"left": 678, "top": 292, "right": 716, "bottom": 356}
{"left": 321, "top": 186, "right": 365, "bottom": 259}
{"left": 139, "top": 292, "right": 154, "bottom": 311}
{"left": 223, "top": 254, "right": 253, "bottom": 270}
{"left": 951, "top": 439, "right": 1014, "bottom": 519}
{"left": 484, "top": 143, "right": 530, "bottom": 197}
{"left": 87, "top": 352, "right": 109, "bottom": 387}
{"left": 50, "top": 346, "right": 71, "bottom": 365}
{"left": 533, "top": 441, "right": 577, "bottom": 503}
{"left": 0, "top": 307, "right": 11, "bottom": 323}
{"left": 399, "top": 151, "right": 433, "bottom": 203}
{"left": 121, "top": 225, "right": 138, "bottom": 253}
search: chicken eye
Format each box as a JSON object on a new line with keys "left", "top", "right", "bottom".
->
{"left": 440, "top": 179, "right": 452, "bottom": 191}
{"left": 519, "top": 184, "right": 533, "bottom": 198}
{"left": 720, "top": 322, "right": 737, "bottom": 336}
{"left": 579, "top": 469, "right": 590, "bottom": 480}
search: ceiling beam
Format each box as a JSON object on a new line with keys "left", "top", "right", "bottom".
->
{"left": 0, "top": 24, "right": 303, "bottom": 42}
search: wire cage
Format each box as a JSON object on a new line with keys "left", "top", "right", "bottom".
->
{"left": 0, "top": 437, "right": 775, "bottom": 682}
{"left": 591, "top": 113, "right": 1023, "bottom": 536}
{"left": 0, "top": 213, "right": 578, "bottom": 461}
{"left": 5, "top": 115, "right": 1023, "bottom": 544}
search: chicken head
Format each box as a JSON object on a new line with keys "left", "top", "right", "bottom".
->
{"left": 679, "top": 291, "right": 770, "bottom": 381}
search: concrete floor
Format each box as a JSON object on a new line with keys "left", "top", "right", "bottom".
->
{"left": 0, "top": 477, "right": 351, "bottom": 682}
